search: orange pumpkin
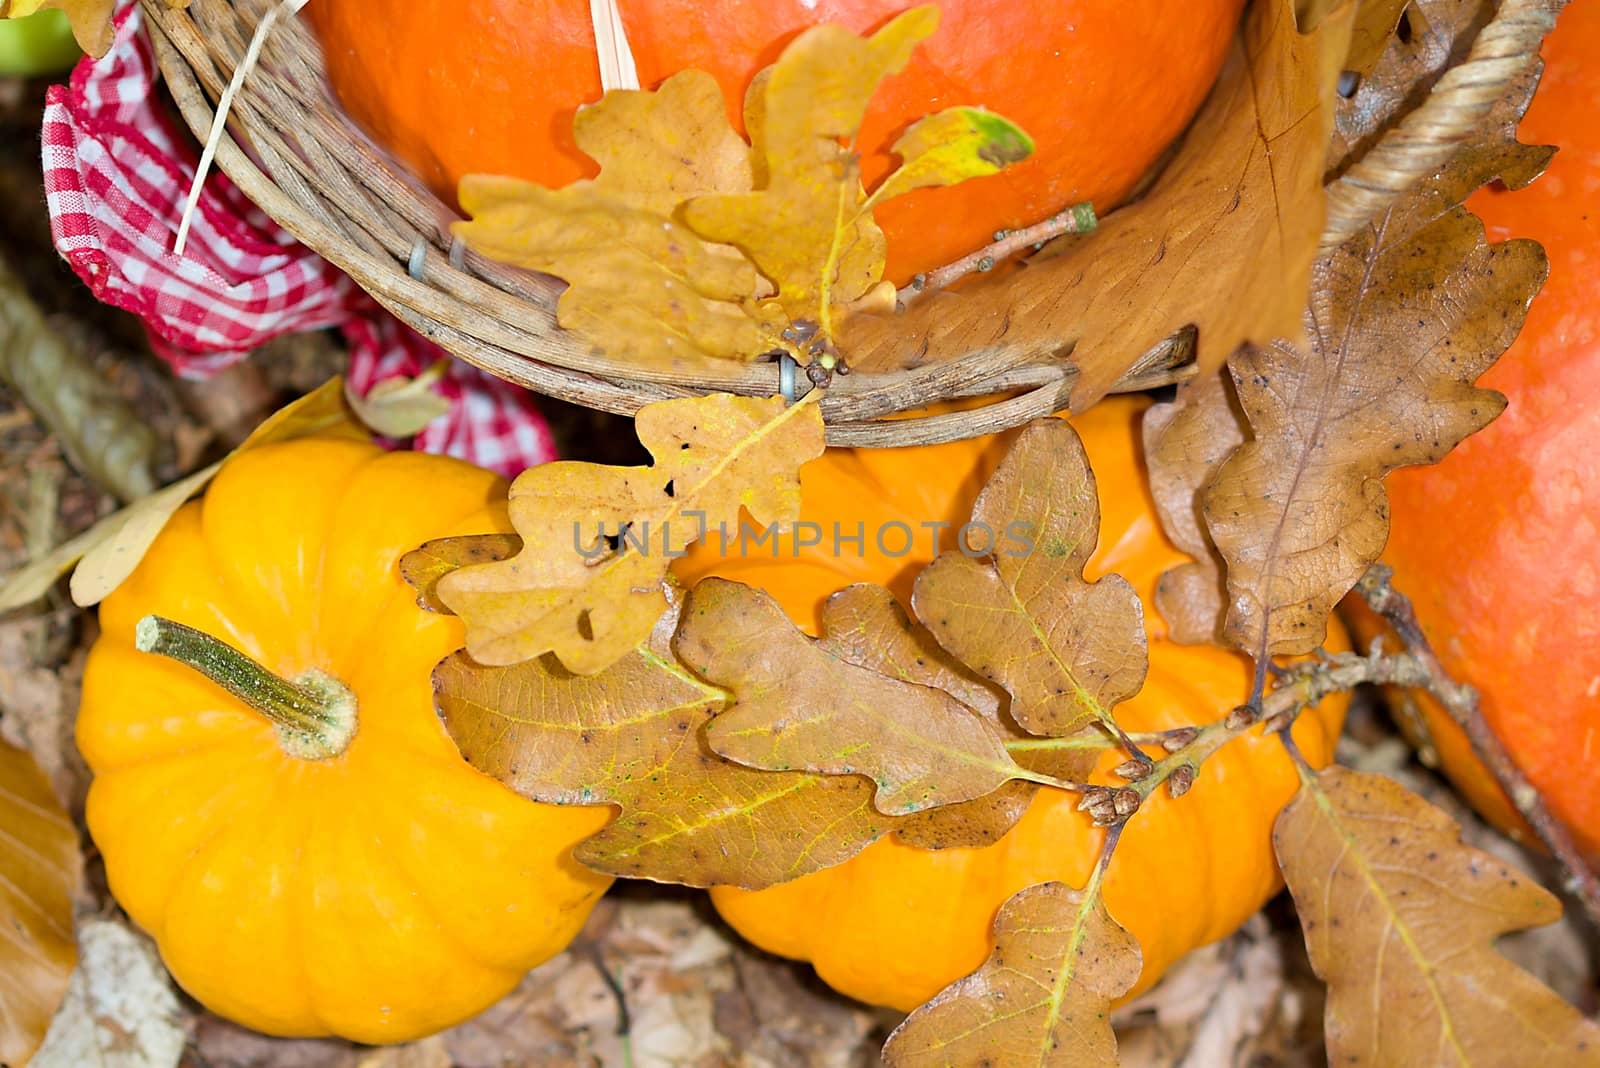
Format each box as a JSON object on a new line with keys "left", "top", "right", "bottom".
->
{"left": 307, "top": 0, "right": 1245, "bottom": 283}
{"left": 676, "top": 397, "right": 1351, "bottom": 1011}
{"left": 78, "top": 439, "right": 613, "bottom": 1042}
{"left": 1354, "top": 2, "right": 1600, "bottom": 859}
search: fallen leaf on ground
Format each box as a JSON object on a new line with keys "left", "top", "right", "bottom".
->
{"left": 0, "top": 740, "right": 81, "bottom": 1068}
{"left": 675, "top": 577, "right": 1024, "bottom": 816}
{"left": 436, "top": 392, "right": 825, "bottom": 674}
{"left": 843, "top": 0, "right": 1354, "bottom": 408}
{"left": 30, "top": 921, "right": 185, "bottom": 1068}
{"left": 0, "top": 376, "right": 358, "bottom": 612}
{"left": 884, "top": 880, "right": 1140, "bottom": 1067}
{"left": 1275, "top": 766, "right": 1600, "bottom": 1065}
{"left": 434, "top": 592, "right": 893, "bottom": 888}
{"left": 1203, "top": 170, "right": 1546, "bottom": 660}
{"left": 913, "top": 418, "right": 1147, "bottom": 738}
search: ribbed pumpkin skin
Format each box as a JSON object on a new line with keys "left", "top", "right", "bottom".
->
{"left": 1360, "top": 2, "right": 1600, "bottom": 859}
{"left": 306, "top": 0, "right": 1245, "bottom": 284}
{"left": 78, "top": 439, "right": 613, "bottom": 1043}
{"left": 683, "top": 398, "right": 1350, "bottom": 1012}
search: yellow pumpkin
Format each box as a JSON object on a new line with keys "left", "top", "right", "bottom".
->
{"left": 678, "top": 397, "right": 1351, "bottom": 1012}
{"left": 77, "top": 438, "right": 613, "bottom": 1043}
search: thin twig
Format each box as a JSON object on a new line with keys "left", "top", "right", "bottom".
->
{"left": 1356, "top": 562, "right": 1600, "bottom": 928}
{"left": 898, "top": 203, "right": 1097, "bottom": 302}
{"left": 1089, "top": 647, "right": 1429, "bottom": 825}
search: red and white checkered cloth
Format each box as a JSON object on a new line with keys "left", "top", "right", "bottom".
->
{"left": 39, "top": 1, "right": 557, "bottom": 476}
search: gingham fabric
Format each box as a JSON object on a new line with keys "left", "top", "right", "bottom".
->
{"left": 39, "top": 1, "right": 557, "bottom": 475}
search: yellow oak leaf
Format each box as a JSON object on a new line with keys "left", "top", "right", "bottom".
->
{"left": 458, "top": 5, "right": 1033, "bottom": 365}
{"left": 436, "top": 392, "right": 826, "bottom": 674}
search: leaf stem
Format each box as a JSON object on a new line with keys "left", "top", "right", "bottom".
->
{"left": 1355, "top": 563, "right": 1600, "bottom": 928}
{"left": 134, "top": 615, "right": 357, "bottom": 761}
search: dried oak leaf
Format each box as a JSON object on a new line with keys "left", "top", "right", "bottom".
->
{"left": 459, "top": 6, "right": 1032, "bottom": 364}
{"left": 1141, "top": 371, "right": 1247, "bottom": 646}
{"left": 883, "top": 880, "right": 1141, "bottom": 1068}
{"left": 912, "top": 418, "right": 1148, "bottom": 738}
{"left": 1203, "top": 170, "right": 1546, "bottom": 660}
{"left": 436, "top": 392, "right": 825, "bottom": 674}
{"left": 1341, "top": 0, "right": 1411, "bottom": 78}
{"left": 0, "top": 0, "right": 124, "bottom": 57}
{"left": 1275, "top": 766, "right": 1600, "bottom": 1064}
{"left": 813, "top": 583, "right": 1096, "bottom": 849}
{"left": 434, "top": 591, "right": 892, "bottom": 888}
{"left": 0, "top": 740, "right": 82, "bottom": 1068}
{"left": 1329, "top": 0, "right": 1555, "bottom": 186}
{"left": 674, "top": 577, "right": 1027, "bottom": 817}
{"left": 685, "top": 6, "right": 1029, "bottom": 341}
{"left": 456, "top": 70, "right": 775, "bottom": 366}
{"left": 400, "top": 534, "right": 521, "bottom": 614}
{"left": 842, "top": 0, "right": 1355, "bottom": 407}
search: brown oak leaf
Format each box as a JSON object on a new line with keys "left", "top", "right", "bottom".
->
{"left": 436, "top": 392, "right": 825, "bottom": 674}
{"left": 399, "top": 534, "right": 521, "bottom": 614}
{"left": 913, "top": 418, "right": 1148, "bottom": 738}
{"left": 675, "top": 578, "right": 1028, "bottom": 817}
{"left": 843, "top": 0, "right": 1355, "bottom": 407}
{"left": 435, "top": 592, "right": 894, "bottom": 889}
{"left": 1275, "top": 766, "right": 1600, "bottom": 1065}
{"left": 0, "top": 740, "right": 82, "bottom": 1067}
{"left": 1203, "top": 172, "right": 1546, "bottom": 660}
{"left": 1140, "top": 371, "right": 1248, "bottom": 646}
{"left": 811, "top": 583, "right": 1097, "bottom": 848}
{"left": 883, "top": 880, "right": 1141, "bottom": 1067}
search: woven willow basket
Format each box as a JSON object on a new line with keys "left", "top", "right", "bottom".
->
{"left": 142, "top": 0, "right": 1554, "bottom": 446}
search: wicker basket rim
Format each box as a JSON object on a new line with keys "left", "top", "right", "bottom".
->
{"left": 140, "top": 0, "right": 1553, "bottom": 446}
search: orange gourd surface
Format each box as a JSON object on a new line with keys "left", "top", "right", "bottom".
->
{"left": 308, "top": 0, "right": 1245, "bottom": 283}
{"left": 1370, "top": 2, "right": 1600, "bottom": 858}
{"left": 677, "top": 397, "right": 1351, "bottom": 1012}
{"left": 77, "top": 439, "right": 613, "bottom": 1043}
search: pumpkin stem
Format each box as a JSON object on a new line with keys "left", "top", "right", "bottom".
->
{"left": 134, "top": 615, "right": 357, "bottom": 761}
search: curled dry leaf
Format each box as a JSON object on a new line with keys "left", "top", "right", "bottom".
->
{"left": 1140, "top": 371, "right": 1246, "bottom": 645}
{"left": 342, "top": 361, "right": 452, "bottom": 439}
{"left": 1204, "top": 169, "right": 1546, "bottom": 660}
{"left": 674, "top": 577, "right": 1023, "bottom": 817}
{"left": 0, "top": 0, "right": 122, "bottom": 56}
{"left": 433, "top": 591, "right": 894, "bottom": 888}
{"left": 459, "top": 5, "right": 1033, "bottom": 364}
{"left": 1274, "top": 766, "right": 1600, "bottom": 1064}
{"left": 913, "top": 418, "right": 1147, "bottom": 738}
{"left": 0, "top": 376, "right": 358, "bottom": 612}
{"left": 843, "top": 0, "right": 1354, "bottom": 406}
{"left": 30, "top": 921, "right": 186, "bottom": 1068}
{"left": 0, "top": 741, "right": 81, "bottom": 1068}
{"left": 399, "top": 533, "right": 521, "bottom": 614}
{"left": 1340, "top": 0, "right": 1411, "bottom": 78}
{"left": 436, "top": 392, "right": 825, "bottom": 674}
{"left": 884, "top": 879, "right": 1140, "bottom": 1068}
